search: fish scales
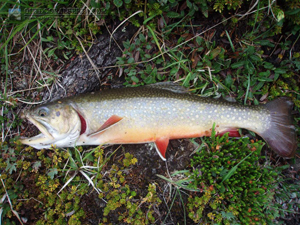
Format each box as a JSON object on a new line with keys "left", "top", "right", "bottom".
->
{"left": 20, "top": 82, "right": 297, "bottom": 160}
{"left": 70, "top": 87, "right": 269, "bottom": 143}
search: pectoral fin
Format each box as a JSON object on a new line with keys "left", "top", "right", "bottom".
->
{"left": 88, "top": 115, "right": 123, "bottom": 137}
{"left": 154, "top": 137, "right": 170, "bottom": 161}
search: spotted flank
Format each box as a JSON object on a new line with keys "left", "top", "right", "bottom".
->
{"left": 21, "top": 82, "right": 297, "bottom": 160}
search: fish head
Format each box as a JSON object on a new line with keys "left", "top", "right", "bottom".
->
{"left": 20, "top": 102, "right": 81, "bottom": 149}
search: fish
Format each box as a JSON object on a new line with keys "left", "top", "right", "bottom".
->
{"left": 20, "top": 82, "right": 297, "bottom": 160}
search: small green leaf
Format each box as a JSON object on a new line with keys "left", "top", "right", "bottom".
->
{"left": 131, "top": 76, "right": 139, "bottom": 83}
{"left": 113, "top": 0, "right": 123, "bottom": 8}
{"left": 48, "top": 168, "right": 58, "bottom": 179}
{"left": 225, "top": 75, "right": 233, "bottom": 87}
{"left": 250, "top": 54, "right": 261, "bottom": 62}
{"left": 127, "top": 57, "right": 135, "bottom": 64}
{"left": 258, "top": 70, "right": 271, "bottom": 77}
{"left": 123, "top": 40, "right": 130, "bottom": 49}
{"left": 263, "top": 62, "right": 275, "bottom": 69}
{"left": 33, "top": 161, "right": 42, "bottom": 171}
{"left": 186, "top": 0, "right": 192, "bottom": 8}
{"left": 231, "top": 61, "right": 244, "bottom": 69}
{"left": 274, "top": 68, "right": 286, "bottom": 74}
{"left": 255, "top": 40, "right": 275, "bottom": 47}
{"left": 5, "top": 160, "right": 16, "bottom": 174}
{"left": 167, "top": 12, "right": 181, "bottom": 18}
{"left": 196, "top": 36, "right": 203, "bottom": 45}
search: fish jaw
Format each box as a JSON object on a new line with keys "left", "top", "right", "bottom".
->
{"left": 20, "top": 113, "right": 56, "bottom": 149}
{"left": 20, "top": 133, "right": 54, "bottom": 149}
{"left": 20, "top": 104, "right": 82, "bottom": 149}
{"left": 25, "top": 114, "right": 54, "bottom": 140}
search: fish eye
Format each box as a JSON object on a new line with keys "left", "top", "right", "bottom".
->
{"left": 38, "top": 108, "right": 48, "bottom": 117}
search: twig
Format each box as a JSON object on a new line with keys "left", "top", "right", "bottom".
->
{"left": 74, "top": 34, "right": 102, "bottom": 83}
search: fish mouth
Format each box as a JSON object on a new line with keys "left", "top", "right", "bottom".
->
{"left": 20, "top": 113, "right": 54, "bottom": 146}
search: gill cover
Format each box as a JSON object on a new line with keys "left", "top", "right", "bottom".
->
{"left": 21, "top": 103, "right": 81, "bottom": 149}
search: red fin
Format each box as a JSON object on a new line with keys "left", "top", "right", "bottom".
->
{"left": 88, "top": 115, "right": 123, "bottom": 137}
{"left": 155, "top": 137, "right": 169, "bottom": 161}
{"left": 217, "top": 129, "right": 240, "bottom": 137}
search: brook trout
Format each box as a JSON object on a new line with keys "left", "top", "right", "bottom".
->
{"left": 21, "top": 82, "right": 297, "bottom": 160}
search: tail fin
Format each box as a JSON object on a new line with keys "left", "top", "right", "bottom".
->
{"left": 261, "top": 97, "right": 297, "bottom": 158}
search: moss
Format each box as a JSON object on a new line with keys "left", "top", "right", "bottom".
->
{"left": 185, "top": 130, "right": 279, "bottom": 224}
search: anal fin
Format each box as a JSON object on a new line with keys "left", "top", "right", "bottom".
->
{"left": 154, "top": 137, "right": 169, "bottom": 161}
{"left": 216, "top": 129, "right": 240, "bottom": 137}
{"left": 88, "top": 115, "right": 123, "bottom": 137}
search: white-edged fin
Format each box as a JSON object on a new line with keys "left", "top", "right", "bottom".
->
{"left": 146, "top": 82, "right": 188, "bottom": 93}
{"left": 154, "top": 144, "right": 166, "bottom": 161}
{"left": 154, "top": 137, "right": 169, "bottom": 161}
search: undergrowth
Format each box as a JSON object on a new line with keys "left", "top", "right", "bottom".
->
{"left": 0, "top": 0, "right": 299, "bottom": 224}
{"left": 0, "top": 143, "right": 162, "bottom": 224}
{"left": 1, "top": 129, "right": 298, "bottom": 224}
{"left": 187, "top": 129, "right": 278, "bottom": 224}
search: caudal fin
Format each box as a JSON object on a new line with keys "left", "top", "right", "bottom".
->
{"left": 261, "top": 97, "right": 297, "bottom": 158}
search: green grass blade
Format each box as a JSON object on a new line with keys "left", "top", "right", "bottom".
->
{"left": 0, "top": 18, "right": 38, "bottom": 52}
{"left": 221, "top": 151, "right": 254, "bottom": 183}
{"left": 225, "top": 30, "right": 235, "bottom": 52}
{"left": 147, "top": 25, "right": 165, "bottom": 61}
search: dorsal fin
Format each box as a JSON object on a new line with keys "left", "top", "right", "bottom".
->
{"left": 146, "top": 82, "right": 188, "bottom": 93}
{"left": 87, "top": 115, "right": 123, "bottom": 137}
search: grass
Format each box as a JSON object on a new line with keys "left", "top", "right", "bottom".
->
{"left": 1, "top": 0, "right": 300, "bottom": 224}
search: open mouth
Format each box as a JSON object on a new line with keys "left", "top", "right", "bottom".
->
{"left": 20, "top": 114, "right": 54, "bottom": 145}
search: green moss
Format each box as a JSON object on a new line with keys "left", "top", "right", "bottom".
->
{"left": 186, "top": 130, "right": 279, "bottom": 224}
